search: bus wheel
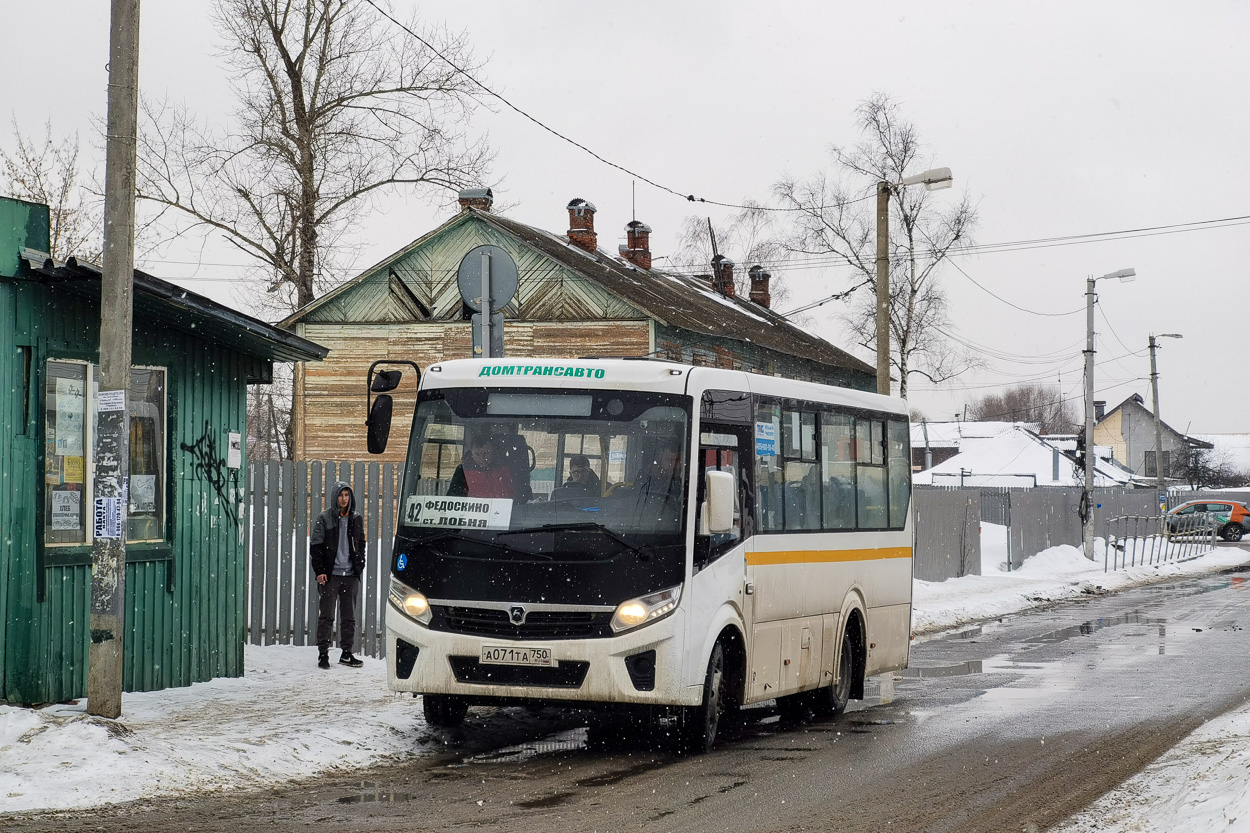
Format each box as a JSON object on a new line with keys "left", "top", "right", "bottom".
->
{"left": 681, "top": 642, "right": 726, "bottom": 754}
{"left": 812, "top": 629, "right": 854, "bottom": 720}
{"left": 423, "top": 694, "right": 468, "bottom": 728}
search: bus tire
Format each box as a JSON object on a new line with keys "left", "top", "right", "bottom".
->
{"left": 681, "top": 642, "right": 727, "bottom": 754}
{"left": 423, "top": 694, "right": 468, "bottom": 728}
{"left": 812, "top": 628, "right": 855, "bottom": 720}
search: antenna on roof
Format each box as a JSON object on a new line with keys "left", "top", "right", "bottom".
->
{"left": 632, "top": 181, "right": 636, "bottom": 222}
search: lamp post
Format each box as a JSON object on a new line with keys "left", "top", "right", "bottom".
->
{"left": 875, "top": 166, "right": 953, "bottom": 396}
{"left": 1082, "top": 268, "right": 1136, "bottom": 560}
{"left": 1149, "top": 333, "right": 1183, "bottom": 505}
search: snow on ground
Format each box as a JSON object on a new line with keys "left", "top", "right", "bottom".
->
{"left": 1052, "top": 698, "right": 1250, "bottom": 833}
{"left": 0, "top": 647, "right": 425, "bottom": 814}
{"left": 912, "top": 522, "right": 1250, "bottom": 635}
{"left": 1, "top": 531, "right": 1248, "bottom": 818}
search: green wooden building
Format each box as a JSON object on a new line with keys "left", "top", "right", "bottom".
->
{"left": 0, "top": 197, "right": 327, "bottom": 704}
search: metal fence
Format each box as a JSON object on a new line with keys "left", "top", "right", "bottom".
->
{"left": 245, "top": 461, "right": 403, "bottom": 659}
{"left": 912, "top": 489, "right": 981, "bottom": 580}
{"left": 1103, "top": 514, "right": 1217, "bottom": 570}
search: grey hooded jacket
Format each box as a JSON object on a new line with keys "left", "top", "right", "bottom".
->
{"left": 310, "top": 481, "right": 366, "bottom": 578}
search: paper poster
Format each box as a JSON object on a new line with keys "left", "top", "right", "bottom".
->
{"left": 130, "top": 474, "right": 157, "bottom": 513}
{"left": 55, "top": 378, "right": 85, "bottom": 456}
{"left": 97, "top": 390, "right": 126, "bottom": 412}
{"left": 755, "top": 422, "right": 777, "bottom": 457}
{"left": 51, "top": 490, "right": 81, "bottom": 530}
{"left": 402, "top": 496, "right": 513, "bottom": 530}
{"left": 227, "top": 432, "right": 242, "bottom": 469}
{"left": 64, "top": 456, "right": 84, "bottom": 484}
{"left": 94, "top": 497, "right": 123, "bottom": 540}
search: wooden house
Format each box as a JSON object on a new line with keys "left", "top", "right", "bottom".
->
{"left": 281, "top": 190, "right": 875, "bottom": 462}
{"left": 0, "top": 196, "right": 327, "bottom": 704}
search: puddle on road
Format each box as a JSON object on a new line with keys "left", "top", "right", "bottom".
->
{"left": 1024, "top": 612, "right": 1167, "bottom": 646}
{"left": 338, "top": 782, "right": 418, "bottom": 804}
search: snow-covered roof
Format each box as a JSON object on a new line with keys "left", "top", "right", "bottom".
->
{"left": 910, "top": 420, "right": 1039, "bottom": 450}
{"left": 913, "top": 426, "right": 1134, "bottom": 487}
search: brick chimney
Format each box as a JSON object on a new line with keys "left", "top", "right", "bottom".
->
{"left": 457, "top": 187, "right": 493, "bottom": 212}
{"left": 567, "top": 198, "right": 597, "bottom": 253}
{"left": 748, "top": 265, "right": 772, "bottom": 308}
{"left": 712, "top": 256, "right": 735, "bottom": 298}
{"left": 618, "top": 220, "right": 652, "bottom": 269}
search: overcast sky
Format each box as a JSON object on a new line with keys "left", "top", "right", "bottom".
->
{"left": 6, "top": 1, "right": 1249, "bottom": 431}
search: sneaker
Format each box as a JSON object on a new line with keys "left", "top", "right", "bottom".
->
{"left": 339, "top": 651, "right": 363, "bottom": 668}
{"left": 318, "top": 653, "right": 330, "bottom": 670}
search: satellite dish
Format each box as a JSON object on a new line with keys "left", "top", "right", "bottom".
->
{"left": 456, "top": 245, "right": 518, "bottom": 313}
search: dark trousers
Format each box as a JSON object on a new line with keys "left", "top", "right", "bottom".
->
{"left": 317, "top": 574, "right": 360, "bottom": 653}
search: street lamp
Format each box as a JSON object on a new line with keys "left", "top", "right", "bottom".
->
{"left": 1149, "top": 333, "right": 1183, "bottom": 504}
{"left": 1082, "top": 267, "right": 1136, "bottom": 560}
{"left": 875, "top": 167, "right": 953, "bottom": 396}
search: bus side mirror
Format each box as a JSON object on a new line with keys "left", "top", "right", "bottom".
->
{"left": 367, "top": 395, "right": 393, "bottom": 454}
{"left": 371, "top": 370, "right": 402, "bottom": 392}
{"left": 701, "top": 470, "right": 735, "bottom": 534}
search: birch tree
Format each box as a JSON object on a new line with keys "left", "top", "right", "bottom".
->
{"left": 137, "top": 0, "right": 494, "bottom": 313}
{"left": 774, "top": 94, "right": 977, "bottom": 397}
{"left": 1, "top": 120, "right": 101, "bottom": 262}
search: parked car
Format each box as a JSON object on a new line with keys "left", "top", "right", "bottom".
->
{"left": 1166, "top": 500, "right": 1250, "bottom": 541}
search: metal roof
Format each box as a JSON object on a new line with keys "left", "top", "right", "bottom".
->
{"left": 282, "top": 209, "right": 873, "bottom": 377}
{"left": 16, "top": 250, "right": 328, "bottom": 364}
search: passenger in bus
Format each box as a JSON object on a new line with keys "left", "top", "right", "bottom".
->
{"left": 634, "top": 440, "right": 685, "bottom": 527}
{"left": 561, "top": 454, "right": 602, "bottom": 496}
{"left": 448, "top": 436, "right": 516, "bottom": 499}
{"left": 488, "top": 421, "right": 533, "bottom": 503}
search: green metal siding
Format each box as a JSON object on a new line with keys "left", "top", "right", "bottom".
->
{"left": 1, "top": 279, "right": 255, "bottom": 703}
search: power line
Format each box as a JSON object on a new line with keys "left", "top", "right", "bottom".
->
{"left": 359, "top": 0, "right": 875, "bottom": 215}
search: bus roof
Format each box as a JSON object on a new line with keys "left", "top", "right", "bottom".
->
{"left": 421, "top": 358, "right": 908, "bottom": 416}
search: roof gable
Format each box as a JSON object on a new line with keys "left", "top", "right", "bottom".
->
{"left": 282, "top": 208, "right": 872, "bottom": 376}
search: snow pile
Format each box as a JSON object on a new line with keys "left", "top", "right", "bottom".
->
{"left": 912, "top": 524, "right": 1250, "bottom": 635}
{"left": 1053, "top": 699, "right": 1250, "bottom": 833}
{"left": 0, "top": 647, "right": 424, "bottom": 814}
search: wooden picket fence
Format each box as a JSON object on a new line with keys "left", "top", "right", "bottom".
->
{"left": 244, "top": 460, "right": 403, "bottom": 659}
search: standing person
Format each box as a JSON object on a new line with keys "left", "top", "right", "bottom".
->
{"left": 448, "top": 436, "right": 516, "bottom": 499}
{"left": 310, "top": 481, "right": 366, "bottom": 669}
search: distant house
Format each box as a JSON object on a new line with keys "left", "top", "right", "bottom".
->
{"left": 913, "top": 426, "right": 1134, "bottom": 488}
{"left": 1094, "top": 394, "right": 1212, "bottom": 479}
{"left": 910, "top": 421, "right": 1039, "bottom": 472}
{"left": 280, "top": 189, "right": 875, "bottom": 462}
{"left": 0, "top": 196, "right": 327, "bottom": 704}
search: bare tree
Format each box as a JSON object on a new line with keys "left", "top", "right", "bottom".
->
{"left": 967, "top": 384, "right": 1078, "bottom": 434}
{"left": 1, "top": 120, "right": 102, "bottom": 262}
{"left": 1181, "top": 447, "right": 1247, "bottom": 490}
{"left": 137, "top": 0, "right": 494, "bottom": 314}
{"left": 666, "top": 201, "right": 793, "bottom": 308}
{"left": 774, "top": 93, "right": 977, "bottom": 397}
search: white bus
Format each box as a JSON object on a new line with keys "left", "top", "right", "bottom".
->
{"left": 368, "top": 357, "right": 913, "bottom": 752}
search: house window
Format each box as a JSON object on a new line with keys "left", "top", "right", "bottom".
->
{"left": 1144, "top": 450, "right": 1171, "bottom": 478}
{"left": 44, "top": 360, "right": 168, "bottom": 546}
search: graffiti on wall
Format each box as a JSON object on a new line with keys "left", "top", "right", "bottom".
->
{"left": 181, "top": 420, "right": 240, "bottom": 527}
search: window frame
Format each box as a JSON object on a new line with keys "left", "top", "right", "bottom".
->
{"left": 39, "top": 357, "right": 172, "bottom": 564}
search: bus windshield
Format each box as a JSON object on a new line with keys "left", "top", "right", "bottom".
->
{"left": 399, "top": 387, "right": 691, "bottom": 551}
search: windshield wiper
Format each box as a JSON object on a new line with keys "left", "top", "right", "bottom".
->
{"left": 408, "top": 531, "right": 552, "bottom": 560}
{"left": 497, "top": 523, "right": 653, "bottom": 562}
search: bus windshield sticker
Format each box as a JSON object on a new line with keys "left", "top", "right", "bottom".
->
{"left": 755, "top": 422, "right": 776, "bottom": 457}
{"left": 403, "top": 496, "right": 513, "bottom": 530}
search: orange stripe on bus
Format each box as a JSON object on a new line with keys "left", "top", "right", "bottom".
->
{"left": 745, "top": 547, "right": 913, "bottom": 566}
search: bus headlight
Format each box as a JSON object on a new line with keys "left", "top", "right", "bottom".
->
{"left": 611, "top": 584, "right": 682, "bottom": 633}
{"left": 389, "top": 577, "right": 431, "bottom": 624}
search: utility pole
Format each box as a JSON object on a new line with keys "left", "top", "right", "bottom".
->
{"left": 1149, "top": 333, "right": 1184, "bottom": 510}
{"left": 89, "top": 0, "right": 141, "bottom": 719}
{"left": 1082, "top": 268, "right": 1135, "bottom": 561}
{"left": 1082, "top": 277, "right": 1097, "bottom": 561}
{"left": 875, "top": 181, "right": 890, "bottom": 397}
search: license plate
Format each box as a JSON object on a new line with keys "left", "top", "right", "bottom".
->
{"left": 480, "top": 645, "right": 555, "bottom": 667}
